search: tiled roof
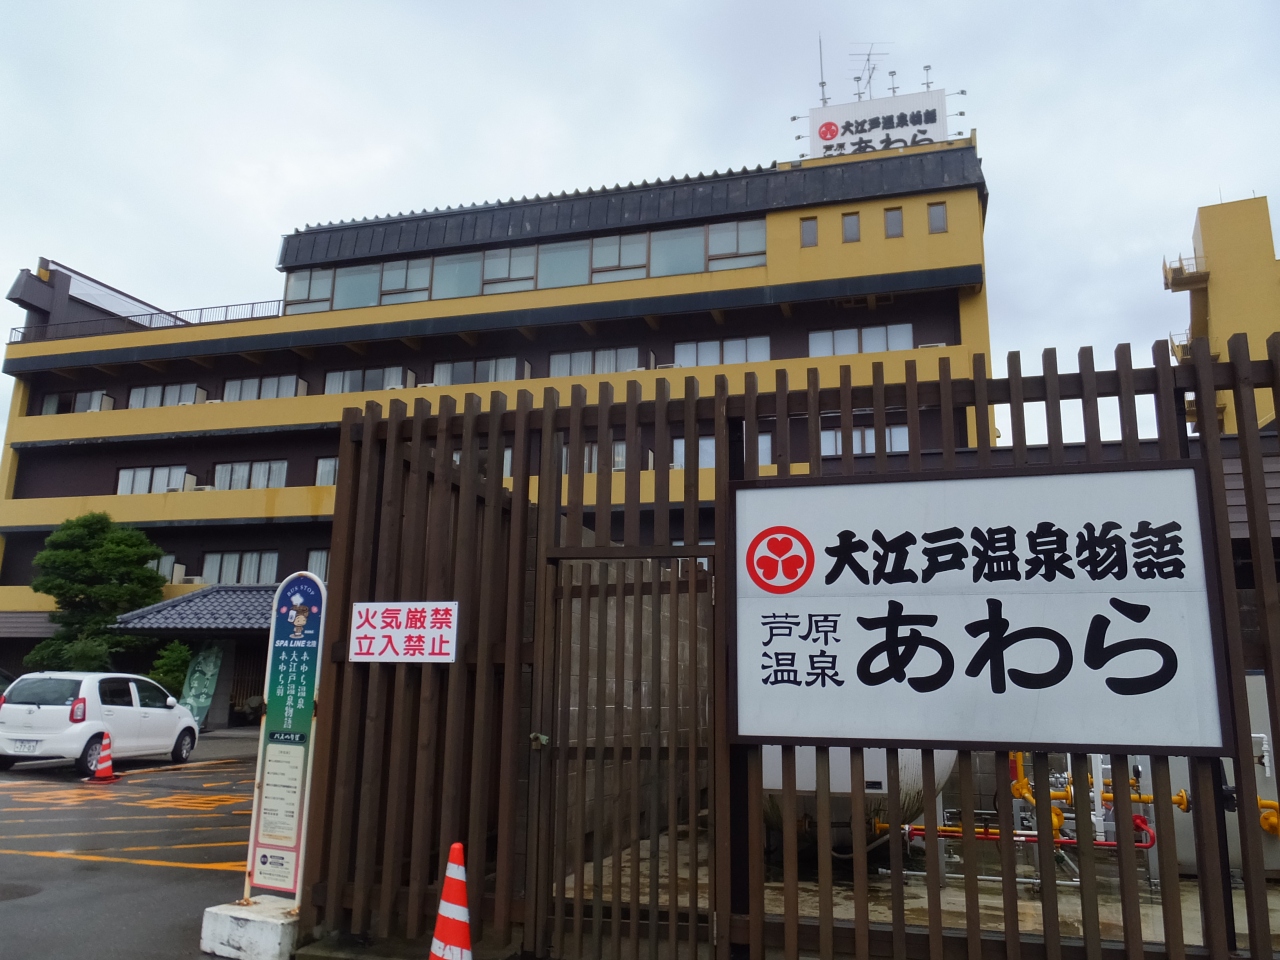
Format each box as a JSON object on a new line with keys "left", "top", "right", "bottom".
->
{"left": 115, "top": 584, "right": 276, "bottom": 636}
{"left": 278, "top": 146, "right": 986, "bottom": 270}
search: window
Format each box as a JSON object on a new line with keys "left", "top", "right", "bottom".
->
{"left": 561, "top": 442, "right": 599, "bottom": 474}
{"left": 224, "top": 375, "right": 302, "bottom": 402}
{"left": 432, "top": 252, "right": 483, "bottom": 300}
{"left": 820, "top": 425, "right": 909, "bottom": 456}
{"left": 127, "top": 383, "right": 204, "bottom": 409}
{"left": 928, "top": 202, "right": 948, "bottom": 234}
{"left": 706, "top": 220, "right": 766, "bottom": 271}
{"left": 99, "top": 678, "right": 134, "bottom": 707}
{"left": 649, "top": 226, "right": 706, "bottom": 278}
{"left": 135, "top": 679, "right": 172, "bottom": 706}
{"left": 757, "top": 431, "right": 773, "bottom": 466}
{"left": 432, "top": 357, "right": 520, "bottom": 386}
{"left": 483, "top": 246, "right": 536, "bottom": 294}
{"left": 307, "top": 549, "right": 330, "bottom": 581}
{"left": 670, "top": 436, "right": 716, "bottom": 469}
{"left": 202, "top": 551, "right": 279, "bottom": 585}
{"left": 673, "top": 337, "right": 769, "bottom": 367}
{"left": 332, "top": 264, "right": 382, "bottom": 310}
{"left": 591, "top": 234, "right": 648, "bottom": 283}
{"left": 323, "top": 366, "right": 415, "bottom": 394}
{"left": 536, "top": 240, "right": 591, "bottom": 289}
{"left": 884, "top": 207, "right": 904, "bottom": 239}
{"left": 800, "top": 218, "right": 818, "bottom": 248}
{"left": 315, "top": 457, "right": 338, "bottom": 486}
{"left": 838, "top": 213, "right": 860, "bottom": 243}
{"left": 118, "top": 465, "right": 188, "bottom": 495}
{"left": 380, "top": 258, "right": 433, "bottom": 304}
{"left": 41, "top": 389, "right": 114, "bottom": 415}
{"left": 214, "top": 460, "right": 287, "bottom": 491}
{"left": 548, "top": 347, "right": 642, "bottom": 378}
{"left": 808, "top": 325, "right": 912, "bottom": 356}
{"left": 146, "top": 554, "right": 178, "bottom": 582}
{"left": 612, "top": 441, "right": 627, "bottom": 471}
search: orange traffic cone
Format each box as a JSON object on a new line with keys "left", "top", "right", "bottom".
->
{"left": 430, "top": 843, "right": 472, "bottom": 960}
{"left": 83, "top": 731, "right": 122, "bottom": 784}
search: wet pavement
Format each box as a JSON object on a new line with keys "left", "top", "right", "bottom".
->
{"left": 0, "top": 731, "right": 258, "bottom": 960}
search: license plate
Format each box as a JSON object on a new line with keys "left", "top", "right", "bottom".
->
{"left": 10, "top": 740, "right": 38, "bottom": 754}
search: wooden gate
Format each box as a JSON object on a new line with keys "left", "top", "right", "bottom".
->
{"left": 301, "top": 336, "right": 1280, "bottom": 959}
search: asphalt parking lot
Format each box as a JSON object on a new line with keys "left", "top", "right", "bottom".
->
{"left": 0, "top": 731, "right": 258, "bottom": 960}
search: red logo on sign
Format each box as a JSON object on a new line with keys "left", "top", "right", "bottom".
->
{"left": 745, "top": 526, "right": 815, "bottom": 594}
{"left": 818, "top": 121, "right": 839, "bottom": 141}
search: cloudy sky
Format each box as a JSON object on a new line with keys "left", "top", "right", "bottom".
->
{"left": 2, "top": 1, "right": 1277, "bottom": 436}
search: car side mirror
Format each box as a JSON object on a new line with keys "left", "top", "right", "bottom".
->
{"left": 166, "top": 696, "right": 178, "bottom": 709}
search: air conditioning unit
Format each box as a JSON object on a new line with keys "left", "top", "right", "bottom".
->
{"left": 193, "top": 485, "right": 216, "bottom": 492}
{"left": 918, "top": 342, "right": 947, "bottom": 349}
{"left": 179, "top": 576, "right": 204, "bottom": 585}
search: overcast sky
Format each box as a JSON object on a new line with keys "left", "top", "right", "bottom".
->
{"left": 2, "top": 1, "right": 1277, "bottom": 437}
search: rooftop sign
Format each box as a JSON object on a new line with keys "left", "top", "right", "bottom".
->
{"left": 809, "top": 89, "right": 948, "bottom": 159}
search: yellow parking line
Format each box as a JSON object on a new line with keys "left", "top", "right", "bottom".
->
{"left": 0, "top": 849, "right": 244, "bottom": 872}
{"left": 5, "top": 825, "right": 249, "bottom": 841}
{"left": 119, "top": 840, "right": 246, "bottom": 852}
{"left": 0, "top": 812, "right": 235, "bottom": 824}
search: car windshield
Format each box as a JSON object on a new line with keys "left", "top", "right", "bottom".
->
{"left": 4, "top": 677, "right": 81, "bottom": 706}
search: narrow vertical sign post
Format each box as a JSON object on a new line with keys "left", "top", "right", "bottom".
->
{"left": 244, "top": 571, "right": 326, "bottom": 900}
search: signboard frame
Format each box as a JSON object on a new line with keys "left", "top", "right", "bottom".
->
{"left": 726, "top": 459, "right": 1234, "bottom": 756}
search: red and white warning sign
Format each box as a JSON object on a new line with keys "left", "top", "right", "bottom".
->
{"left": 348, "top": 601, "right": 459, "bottom": 662}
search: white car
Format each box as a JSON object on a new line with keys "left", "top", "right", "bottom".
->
{"left": 0, "top": 672, "right": 198, "bottom": 775}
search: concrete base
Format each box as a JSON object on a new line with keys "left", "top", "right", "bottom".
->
{"left": 201, "top": 895, "right": 299, "bottom": 960}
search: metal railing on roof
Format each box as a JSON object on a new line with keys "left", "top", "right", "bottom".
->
{"left": 1162, "top": 254, "right": 1208, "bottom": 290}
{"left": 9, "top": 299, "right": 284, "bottom": 344}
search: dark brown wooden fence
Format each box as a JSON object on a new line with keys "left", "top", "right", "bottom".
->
{"left": 300, "top": 334, "right": 1280, "bottom": 959}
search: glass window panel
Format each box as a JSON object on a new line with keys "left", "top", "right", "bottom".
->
{"left": 746, "top": 337, "right": 770, "bottom": 362}
{"left": 230, "top": 462, "right": 251, "bottom": 490}
{"left": 616, "top": 346, "right": 639, "bottom": 371}
{"left": 250, "top": 461, "right": 270, "bottom": 489}
{"left": 591, "top": 236, "right": 620, "bottom": 269}
{"left": 591, "top": 267, "right": 647, "bottom": 283}
{"left": 144, "top": 385, "right": 163, "bottom": 408}
{"left": 594, "top": 349, "right": 616, "bottom": 375}
{"left": 928, "top": 202, "right": 948, "bottom": 234}
{"left": 670, "top": 438, "right": 685, "bottom": 469}
{"left": 310, "top": 269, "right": 333, "bottom": 301}
{"left": 887, "top": 323, "right": 913, "bottom": 351}
{"left": 128, "top": 387, "right": 145, "bottom": 409}
{"left": 862, "top": 326, "right": 888, "bottom": 353}
{"left": 709, "top": 254, "right": 767, "bottom": 271}
{"left": 285, "top": 300, "right": 331, "bottom": 315}
{"left": 259, "top": 552, "right": 278, "bottom": 584}
{"left": 722, "top": 339, "right": 747, "bottom": 365}
{"left": 649, "top": 227, "right": 704, "bottom": 277}
{"left": 800, "top": 218, "right": 818, "bottom": 248}
{"left": 808, "top": 330, "right": 834, "bottom": 357}
{"left": 738, "top": 220, "right": 766, "bottom": 254}
{"left": 889, "top": 424, "right": 909, "bottom": 452}
{"left": 284, "top": 270, "right": 311, "bottom": 302}
{"left": 241, "top": 551, "right": 260, "bottom": 585}
{"left": 315, "top": 457, "right": 338, "bottom": 486}
{"left": 474, "top": 359, "right": 493, "bottom": 383}
{"left": 381, "top": 260, "right": 407, "bottom": 291}
{"left": 619, "top": 234, "right": 648, "bottom": 268}
{"left": 494, "top": 357, "right": 517, "bottom": 381}
{"left": 884, "top": 207, "right": 904, "bottom": 239}
{"left": 612, "top": 440, "right": 627, "bottom": 471}
{"left": 132, "top": 468, "right": 152, "bottom": 495}
{"left": 536, "top": 240, "right": 590, "bottom": 289}
{"left": 842, "top": 213, "right": 861, "bottom": 243}
{"left": 483, "top": 278, "right": 536, "bottom": 294}
{"left": 259, "top": 376, "right": 278, "bottom": 400}
{"left": 42, "top": 394, "right": 60, "bottom": 415}
{"left": 833, "top": 328, "right": 860, "bottom": 355}
{"left": 381, "top": 288, "right": 433, "bottom": 304}
{"left": 509, "top": 246, "right": 537, "bottom": 279}
{"left": 451, "top": 361, "right": 474, "bottom": 385}
{"left": 214, "top": 464, "right": 232, "bottom": 490}
{"left": 342, "top": 369, "right": 364, "bottom": 392}
{"left": 851, "top": 430, "right": 866, "bottom": 455}
{"left": 757, "top": 432, "right": 773, "bottom": 466}
{"left": 673, "top": 343, "right": 697, "bottom": 368}
{"left": 220, "top": 553, "right": 240, "bottom": 585}
{"left": 168, "top": 465, "right": 188, "bottom": 490}
{"left": 324, "top": 371, "right": 343, "bottom": 394}
{"left": 570, "top": 351, "right": 593, "bottom": 376}
{"left": 279, "top": 375, "right": 297, "bottom": 398}
{"left": 696, "top": 341, "right": 720, "bottom": 366}
{"left": 432, "top": 362, "right": 453, "bottom": 386}
{"left": 242, "top": 379, "right": 260, "bottom": 401}
{"left": 71, "top": 392, "right": 89, "bottom": 413}
{"left": 332, "top": 264, "right": 382, "bottom": 310}
{"left": 821, "top": 429, "right": 841, "bottom": 457}
{"left": 385, "top": 367, "right": 406, "bottom": 390}
{"left": 549, "top": 353, "right": 571, "bottom": 378}
{"left": 503, "top": 447, "right": 513, "bottom": 478}
{"left": 431, "top": 252, "right": 483, "bottom": 300}
{"left": 224, "top": 380, "right": 242, "bottom": 402}
{"left": 306, "top": 549, "right": 329, "bottom": 581}
{"left": 117, "top": 469, "right": 133, "bottom": 495}
{"left": 268, "top": 461, "right": 287, "bottom": 487}
{"left": 405, "top": 258, "right": 432, "bottom": 290}
{"left": 708, "top": 222, "right": 738, "bottom": 256}
{"left": 202, "top": 554, "right": 221, "bottom": 584}
{"left": 698, "top": 436, "right": 715, "bottom": 465}
{"left": 483, "top": 248, "right": 510, "bottom": 281}
{"left": 157, "top": 555, "right": 175, "bottom": 581}
{"left": 361, "top": 368, "right": 383, "bottom": 392}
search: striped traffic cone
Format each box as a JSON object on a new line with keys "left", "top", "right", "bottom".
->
{"left": 83, "top": 731, "right": 122, "bottom": 784}
{"left": 430, "top": 843, "right": 472, "bottom": 960}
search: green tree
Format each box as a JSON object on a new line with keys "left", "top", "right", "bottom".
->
{"left": 149, "top": 640, "right": 192, "bottom": 698}
{"left": 25, "top": 512, "right": 166, "bottom": 671}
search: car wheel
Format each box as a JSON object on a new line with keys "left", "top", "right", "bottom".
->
{"left": 75, "top": 735, "right": 104, "bottom": 778}
{"left": 171, "top": 729, "right": 196, "bottom": 764}
{"left": 0, "top": 757, "right": 14, "bottom": 771}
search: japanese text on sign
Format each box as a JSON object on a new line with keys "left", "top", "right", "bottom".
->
{"left": 734, "top": 469, "right": 1223, "bottom": 751}
{"left": 348, "top": 601, "right": 458, "bottom": 663}
{"left": 808, "top": 89, "right": 949, "bottom": 159}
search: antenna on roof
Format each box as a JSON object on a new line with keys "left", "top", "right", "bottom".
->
{"left": 888, "top": 70, "right": 898, "bottom": 96}
{"left": 923, "top": 65, "right": 933, "bottom": 90}
{"left": 818, "top": 34, "right": 829, "bottom": 107}
{"left": 849, "top": 42, "right": 889, "bottom": 100}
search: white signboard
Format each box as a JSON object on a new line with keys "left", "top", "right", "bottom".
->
{"left": 348, "top": 601, "right": 459, "bottom": 662}
{"left": 809, "top": 89, "right": 948, "bottom": 159}
{"left": 733, "top": 468, "right": 1224, "bottom": 751}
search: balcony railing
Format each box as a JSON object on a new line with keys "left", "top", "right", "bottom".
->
{"left": 1162, "top": 254, "right": 1208, "bottom": 291}
{"left": 9, "top": 299, "right": 284, "bottom": 344}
